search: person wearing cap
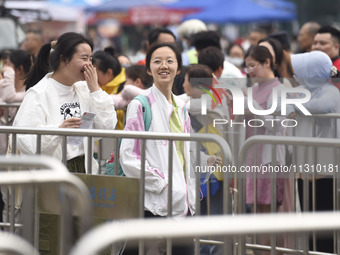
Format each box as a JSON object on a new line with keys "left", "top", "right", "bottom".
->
{"left": 176, "top": 19, "right": 207, "bottom": 65}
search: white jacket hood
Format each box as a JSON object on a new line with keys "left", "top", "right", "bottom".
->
{"left": 291, "top": 51, "right": 332, "bottom": 92}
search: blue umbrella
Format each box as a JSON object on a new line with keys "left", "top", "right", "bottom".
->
{"left": 184, "top": 0, "right": 296, "bottom": 23}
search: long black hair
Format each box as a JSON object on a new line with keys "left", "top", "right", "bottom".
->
{"left": 9, "top": 50, "right": 34, "bottom": 75}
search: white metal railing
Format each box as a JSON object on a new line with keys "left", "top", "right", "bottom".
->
{"left": 0, "top": 126, "right": 233, "bottom": 255}
{"left": 0, "top": 231, "right": 39, "bottom": 255}
{"left": 0, "top": 126, "right": 233, "bottom": 214}
{"left": 0, "top": 102, "right": 21, "bottom": 125}
{"left": 70, "top": 211, "right": 340, "bottom": 255}
{"left": 236, "top": 135, "right": 340, "bottom": 255}
{"left": 0, "top": 155, "right": 92, "bottom": 255}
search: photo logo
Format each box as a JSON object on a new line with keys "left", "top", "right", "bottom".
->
{"left": 201, "top": 79, "right": 312, "bottom": 116}
{"left": 198, "top": 82, "right": 222, "bottom": 108}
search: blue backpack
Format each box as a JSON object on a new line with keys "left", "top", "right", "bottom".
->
{"left": 107, "top": 95, "right": 152, "bottom": 176}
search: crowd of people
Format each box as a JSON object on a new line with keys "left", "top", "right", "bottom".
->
{"left": 1, "top": 19, "right": 340, "bottom": 255}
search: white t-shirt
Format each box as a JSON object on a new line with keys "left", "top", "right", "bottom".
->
{"left": 50, "top": 78, "right": 85, "bottom": 160}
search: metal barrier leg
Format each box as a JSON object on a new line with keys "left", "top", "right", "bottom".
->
{"left": 60, "top": 190, "right": 73, "bottom": 255}
{"left": 9, "top": 185, "right": 15, "bottom": 233}
{"left": 22, "top": 184, "right": 35, "bottom": 244}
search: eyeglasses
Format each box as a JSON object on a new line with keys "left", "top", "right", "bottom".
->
{"left": 244, "top": 63, "right": 260, "bottom": 74}
{"left": 152, "top": 59, "right": 177, "bottom": 66}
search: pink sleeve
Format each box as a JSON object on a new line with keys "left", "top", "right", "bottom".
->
{"left": 0, "top": 68, "right": 25, "bottom": 103}
{"left": 122, "top": 85, "right": 145, "bottom": 100}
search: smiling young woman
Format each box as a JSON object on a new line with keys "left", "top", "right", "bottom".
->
{"left": 120, "top": 42, "right": 194, "bottom": 254}
{"left": 11, "top": 32, "right": 117, "bottom": 255}
{"left": 145, "top": 43, "right": 182, "bottom": 104}
{"left": 14, "top": 32, "right": 117, "bottom": 173}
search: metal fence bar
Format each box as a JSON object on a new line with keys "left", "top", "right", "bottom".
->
{"left": 194, "top": 141, "right": 201, "bottom": 255}
{"left": 167, "top": 140, "right": 173, "bottom": 218}
{"left": 0, "top": 102, "right": 21, "bottom": 125}
{"left": 0, "top": 231, "right": 39, "bottom": 255}
{"left": 70, "top": 211, "right": 340, "bottom": 255}
{"left": 0, "top": 126, "right": 233, "bottom": 215}
{"left": 0, "top": 126, "right": 233, "bottom": 254}
{"left": 237, "top": 135, "right": 340, "bottom": 254}
{"left": 245, "top": 243, "right": 334, "bottom": 255}
{"left": 0, "top": 155, "right": 92, "bottom": 254}
{"left": 114, "top": 137, "right": 119, "bottom": 176}
{"left": 237, "top": 135, "right": 340, "bottom": 212}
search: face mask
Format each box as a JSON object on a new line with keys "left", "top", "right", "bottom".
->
{"left": 226, "top": 56, "right": 244, "bottom": 67}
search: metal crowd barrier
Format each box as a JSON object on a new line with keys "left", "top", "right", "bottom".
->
{"left": 0, "top": 102, "right": 21, "bottom": 125}
{"left": 190, "top": 109, "right": 240, "bottom": 217}
{"left": 0, "top": 231, "right": 39, "bottom": 255}
{"left": 0, "top": 155, "right": 92, "bottom": 255}
{"left": 0, "top": 126, "right": 232, "bottom": 214}
{"left": 0, "top": 102, "right": 21, "bottom": 155}
{"left": 70, "top": 211, "right": 340, "bottom": 255}
{"left": 240, "top": 113, "right": 340, "bottom": 254}
{"left": 0, "top": 126, "right": 233, "bottom": 254}
{"left": 232, "top": 113, "right": 340, "bottom": 214}
{"left": 236, "top": 135, "right": 340, "bottom": 255}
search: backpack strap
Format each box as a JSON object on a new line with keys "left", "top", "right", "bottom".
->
{"left": 116, "top": 94, "right": 152, "bottom": 176}
{"left": 133, "top": 94, "right": 152, "bottom": 131}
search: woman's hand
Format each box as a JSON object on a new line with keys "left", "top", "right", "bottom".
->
{"left": 59, "top": 118, "right": 82, "bottom": 128}
{"left": 84, "top": 63, "right": 100, "bottom": 92}
{"left": 1, "top": 64, "right": 14, "bottom": 77}
{"left": 207, "top": 155, "right": 222, "bottom": 167}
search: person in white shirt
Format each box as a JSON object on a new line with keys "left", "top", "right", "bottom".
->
{"left": 13, "top": 32, "right": 117, "bottom": 174}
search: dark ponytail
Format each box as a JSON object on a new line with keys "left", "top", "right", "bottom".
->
{"left": 92, "top": 46, "right": 121, "bottom": 77}
{"left": 273, "top": 67, "right": 282, "bottom": 79}
{"left": 25, "top": 43, "right": 52, "bottom": 90}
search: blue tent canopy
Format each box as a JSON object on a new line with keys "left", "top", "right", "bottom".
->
{"left": 163, "top": 0, "right": 295, "bottom": 12}
{"left": 253, "top": 0, "right": 296, "bottom": 12}
{"left": 84, "top": 0, "right": 165, "bottom": 12}
{"left": 48, "top": 0, "right": 106, "bottom": 7}
{"left": 162, "top": 0, "right": 217, "bottom": 9}
{"left": 184, "top": 0, "right": 296, "bottom": 23}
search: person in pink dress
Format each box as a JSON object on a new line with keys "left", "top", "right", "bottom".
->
{"left": 244, "top": 45, "right": 286, "bottom": 209}
{"left": 244, "top": 45, "right": 286, "bottom": 253}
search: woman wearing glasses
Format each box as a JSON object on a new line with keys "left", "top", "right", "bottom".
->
{"left": 244, "top": 45, "right": 286, "bottom": 253}
{"left": 120, "top": 42, "right": 196, "bottom": 254}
